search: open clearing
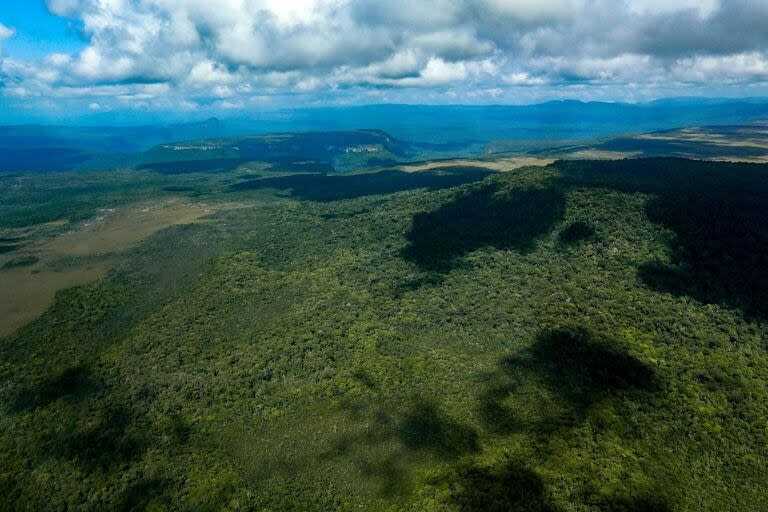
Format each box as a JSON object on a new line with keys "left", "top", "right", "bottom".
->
{"left": 554, "top": 123, "right": 768, "bottom": 163}
{"left": 0, "top": 198, "right": 234, "bottom": 338}
{"left": 45, "top": 198, "right": 218, "bottom": 256}
{"left": 395, "top": 156, "right": 555, "bottom": 173}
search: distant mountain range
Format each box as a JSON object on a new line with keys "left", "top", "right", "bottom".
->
{"left": 2, "top": 98, "right": 768, "bottom": 172}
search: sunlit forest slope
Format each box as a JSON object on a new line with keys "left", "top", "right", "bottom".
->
{"left": 1, "top": 158, "right": 767, "bottom": 511}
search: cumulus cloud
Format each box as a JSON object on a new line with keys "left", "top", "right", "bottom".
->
{"left": 627, "top": 0, "right": 720, "bottom": 18}
{"left": 503, "top": 72, "right": 547, "bottom": 86}
{"left": 1, "top": 0, "right": 767, "bottom": 113}
{"left": 0, "top": 23, "right": 15, "bottom": 41}
{"left": 0, "top": 22, "right": 15, "bottom": 72}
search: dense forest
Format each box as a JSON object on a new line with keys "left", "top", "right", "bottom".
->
{"left": 1, "top": 158, "right": 768, "bottom": 511}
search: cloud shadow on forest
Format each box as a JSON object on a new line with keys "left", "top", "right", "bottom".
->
{"left": 400, "top": 183, "right": 565, "bottom": 271}
{"left": 230, "top": 167, "right": 496, "bottom": 201}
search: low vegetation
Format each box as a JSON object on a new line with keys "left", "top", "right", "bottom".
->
{"left": 1, "top": 256, "right": 39, "bottom": 270}
{"left": 540, "top": 124, "right": 768, "bottom": 163}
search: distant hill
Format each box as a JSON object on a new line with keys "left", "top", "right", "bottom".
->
{"left": 220, "top": 99, "right": 768, "bottom": 144}
{"left": 0, "top": 118, "right": 242, "bottom": 173}
{"left": 136, "top": 130, "right": 414, "bottom": 173}
{"left": 4, "top": 98, "right": 768, "bottom": 172}
{"left": 0, "top": 118, "right": 232, "bottom": 154}
{"left": 521, "top": 123, "right": 768, "bottom": 163}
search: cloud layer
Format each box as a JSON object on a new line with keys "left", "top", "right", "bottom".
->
{"left": 2, "top": 0, "right": 768, "bottom": 117}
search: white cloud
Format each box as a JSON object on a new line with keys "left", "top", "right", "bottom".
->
{"left": 628, "top": 0, "right": 719, "bottom": 18}
{"left": 213, "top": 99, "right": 243, "bottom": 110}
{"left": 420, "top": 58, "right": 469, "bottom": 84}
{"left": 503, "top": 72, "right": 547, "bottom": 86}
{"left": 673, "top": 52, "right": 768, "bottom": 83}
{"left": 72, "top": 47, "right": 136, "bottom": 82}
{"left": 295, "top": 76, "right": 324, "bottom": 92}
{"left": 0, "top": 23, "right": 15, "bottom": 41}
{"left": 0, "top": 22, "right": 14, "bottom": 69}
{"left": 0, "top": 0, "right": 765, "bottom": 114}
{"left": 45, "top": 53, "right": 72, "bottom": 66}
{"left": 6, "top": 86, "right": 31, "bottom": 98}
{"left": 478, "top": 0, "right": 586, "bottom": 23}
{"left": 185, "top": 60, "right": 237, "bottom": 87}
{"left": 211, "top": 84, "right": 234, "bottom": 98}
{"left": 46, "top": 0, "right": 83, "bottom": 17}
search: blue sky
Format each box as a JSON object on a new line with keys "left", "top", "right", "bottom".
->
{"left": 1, "top": 1, "right": 85, "bottom": 60}
{"left": 1, "top": 1, "right": 768, "bottom": 123}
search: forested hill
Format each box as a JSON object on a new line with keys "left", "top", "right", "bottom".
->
{"left": 1, "top": 157, "right": 767, "bottom": 510}
{"left": 136, "top": 129, "right": 413, "bottom": 173}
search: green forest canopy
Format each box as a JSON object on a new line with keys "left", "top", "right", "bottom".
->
{"left": 1, "top": 158, "right": 767, "bottom": 511}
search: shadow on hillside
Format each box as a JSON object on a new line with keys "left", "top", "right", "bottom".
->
{"left": 117, "top": 478, "right": 171, "bottom": 512}
{"left": 325, "top": 397, "right": 479, "bottom": 497}
{"left": 478, "top": 327, "right": 658, "bottom": 436}
{"left": 451, "top": 327, "right": 669, "bottom": 511}
{"left": 397, "top": 400, "right": 479, "bottom": 459}
{"left": 7, "top": 363, "right": 100, "bottom": 414}
{"left": 43, "top": 405, "right": 190, "bottom": 475}
{"left": 230, "top": 167, "right": 496, "bottom": 201}
{"left": 400, "top": 184, "right": 564, "bottom": 271}
{"left": 0, "top": 244, "right": 20, "bottom": 254}
{"left": 333, "top": 398, "right": 479, "bottom": 462}
{"left": 393, "top": 272, "right": 447, "bottom": 297}
{"left": 597, "top": 136, "right": 768, "bottom": 160}
{"left": 139, "top": 157, "right": 335, "bottom": 175}
{"left": 601, "top": 494, "right": 673, "bottom": 512}
{"left": 557, "top": 221, "right": 596, "bottom": 246}
{"left": 51, "top": 404, "right": 148, "bottom": 472}
{"left": 11, "top": 380, "right": 193, "bottom": 477}
{"left": 448, "top": 460, "right": 561, "bottom": 512}
{"left": 327, "top": 327, "right": 666, "bottom": 507}
{"left": 557, "top": 158, "right": 768, "bottom": 320}
{"left": 448, "top": 323, "right": 665, "bottom": 512}
{"left": 268, "top": 158, "right": 334, "bottom": 174}
{"left": 637, "top": 192, "right": 768, "bottom": 319}
{"left": 137, "top": 158, "right": 247, "bottom": 174}
{"left": 0, "top": 148, "right": 92, "bottom": 173}
{"left": 445, "top": 457, "right": 672, "bottom": 512}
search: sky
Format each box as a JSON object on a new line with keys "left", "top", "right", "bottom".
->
{"left": 1, "top": 0, "right": 768, "bottom": 122}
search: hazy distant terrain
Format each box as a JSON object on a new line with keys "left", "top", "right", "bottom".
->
{"left": 3, "top": 99, "right": 768, "bottom": 173}
{"left": 527, "top": 123, "right": 768, "bottom": 163}
{"left": 136, "top": 130, "right": 416, "bottom": 174}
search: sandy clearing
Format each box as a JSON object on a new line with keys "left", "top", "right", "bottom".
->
{"left": 0, "top": 198, "right": 240, "bottom": 339}
{"left": 397, "top": 156, "right": 555, "bottom": 173}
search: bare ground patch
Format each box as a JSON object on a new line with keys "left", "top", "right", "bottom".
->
{"left": 396, "top": 156, "right": 555, "bottom": 173}
{"left": 0, "top": 198, "right": 241, "bottom": 338}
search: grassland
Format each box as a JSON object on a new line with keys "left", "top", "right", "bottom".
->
{"left": 528, "top": 123, "right": 768, "bottom": 163}
{"left": 390, "top": 156, "right": 555, "bottom": 173}
{"left": 1, "top": 152, "right": 768, "bottom": 511}
{"left": 0, "top": 198, "right": 242, "bottom": 338}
